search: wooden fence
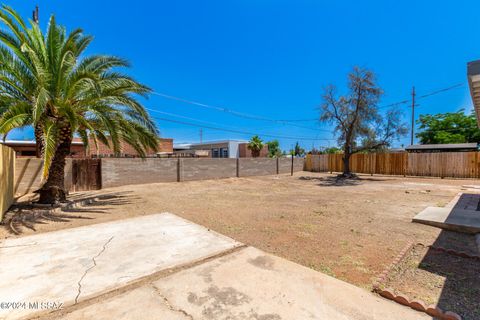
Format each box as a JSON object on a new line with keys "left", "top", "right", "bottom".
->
{"left": 305, "top": 152, "right": 480, "bottom": 179}
{"left": 0, "top": 145, "right": 14, "bottom": 221}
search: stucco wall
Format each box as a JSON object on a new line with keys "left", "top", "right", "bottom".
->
{"left": 0, "top": 145, "right": 15, "bottom": 221}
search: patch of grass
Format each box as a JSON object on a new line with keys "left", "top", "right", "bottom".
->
{"left": 309, "top": 263, "right": 336, "bottom": 277}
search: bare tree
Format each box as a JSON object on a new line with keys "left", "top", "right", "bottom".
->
{"left": 320, "top": 67, "right": 408, "bottom": 178}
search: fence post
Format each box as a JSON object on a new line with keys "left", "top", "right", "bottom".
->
{"left": 291, "top": 156, "right": 294, "bottom": 176}
{"left": 177, "top": 158, "right": 184, "bottom": 182}
{"left": 236, "top": 158, "right": 240, "bottom": 177}
{"left": 276, "top": 157, "right": 279, "bottom": 174}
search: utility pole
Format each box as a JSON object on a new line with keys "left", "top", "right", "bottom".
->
{"left": 32, "top": 5, "right": 39, "bottom": 23}
{"left": 199, "top": 128, "right": 203, "bottom": 144}
{"left": 410, "top": 86, "right": 416, "bottom": 146}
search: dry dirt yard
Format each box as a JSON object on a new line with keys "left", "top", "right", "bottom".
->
{"left": 1, "top": 172, "right": 473, "bottom": 290}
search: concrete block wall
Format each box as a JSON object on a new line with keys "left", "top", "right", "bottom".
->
{"left": 278, "top": 158, "right": 304, "bottom": 174}
{"left": 238, "top": 158, "right": 277, "bottom": 177}
{"left": 181, "top": 158, "right": 237, "bottom": 181}
{"left": 100, "top": 157, "right": 305, "bottom": 189}
{"left": 101, "top": 158, "right": 178, "bottom": 188}
{"left": 14, "top": 158, "right": 73, "bottom": 197}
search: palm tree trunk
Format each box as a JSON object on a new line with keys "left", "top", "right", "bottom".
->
{"left": 37, "top": 125, "right": 72, "bottom": 204}
{"left": 34, "top": 124, "right": 43, "bottom": 158}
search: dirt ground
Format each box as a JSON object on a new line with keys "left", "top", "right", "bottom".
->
{"left": 384, "top": 243, "right": 480, "bottom": 320}
{"left": 1, "top": 172, "right": 475, "bottom": 290}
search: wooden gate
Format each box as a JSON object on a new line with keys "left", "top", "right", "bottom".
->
{"left": 72, "top": 159, "right": 101, "bottom": 191}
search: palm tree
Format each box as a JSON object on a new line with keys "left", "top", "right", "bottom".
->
{"left": 0, "top": 6, "right": 158, "bottom": 203}
{"left": 247, "top": 135, "right": 264, "bottom": 158}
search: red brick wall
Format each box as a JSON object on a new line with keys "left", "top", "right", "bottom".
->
{"left": 238, "top": 143, "right": 269, "bottom": 158}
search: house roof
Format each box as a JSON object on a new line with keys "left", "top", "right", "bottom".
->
{"left": 406, "top": 143, "right": 479, "bottom": 151}
{"left": 0, "top": 139, "right": 83, "bottom": 146}
{"left": 468, "top": 60, "right": 480, "bottom": 127}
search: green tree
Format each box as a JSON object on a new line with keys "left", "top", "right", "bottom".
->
{"left": 0, "top": 6, "right": 158, "bottom": 203}
{"left": 266, "top": 140, "right": 281, "bottom": 158}
{"left": 323, "top": 146, "right": 342, "bottom": 154}
{"left": 320, "top": 67, "right": 408, "bottom": 178}
{"left": 416, "top": 110, "right": 480, "bottom": 144}
{"left": 292, "top": 142, "right": 305, "bottom": 157}
{"left": 247, "top": 135, "right": 264, "bottom": 157}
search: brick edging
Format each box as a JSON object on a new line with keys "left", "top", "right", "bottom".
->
{"left": 372, "top": 242, "right": 462, "bottom": 320}
{"left": 372, "top": 241, "right": 414, "bottom": 290}
{"left": 428, "top": 245, "right": 480, "bottom": 260}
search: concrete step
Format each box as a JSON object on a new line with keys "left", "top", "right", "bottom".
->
{"left": 413, "top": 206, "right": 480, "bottom": 234}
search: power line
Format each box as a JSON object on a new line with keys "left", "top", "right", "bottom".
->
{"left": 151, "top": 92, "right": 325, "bottom": 131}
{"left": 145, "top": 107, "right": 332, "bottom": 133}
{"left": 150, "top": 116, "right": 336, "bottom": 141}
{"left": 417, "top": 83, "right": 465, "bottom": 100}
{"left": 152, "top": 82, "right": 465, "bottom": 124}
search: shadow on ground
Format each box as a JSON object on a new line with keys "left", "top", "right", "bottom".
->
{"left": 1, "top": 191, "right": 137, "bottom": 235}
{"left": 419, "top": 230, "right": 480, "bottom": 319}
{"left": 299, "top": 175, "right": 388, "bottom": 187}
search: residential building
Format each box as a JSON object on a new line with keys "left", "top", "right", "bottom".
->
{"left": 238, "top": 143, "right": 269, "bottom": 157}
{"left": 1, "top": 140, "right": 85, "bottom": 158}
{"left": 468, "top": 60, "right": 480, "bottom": 126}
{"left": 406, "top": 143, "right": 479, "bottom": 153}
{"left": 173, "top": 140, "right": 269, "bottom": 158}
{"left": 1, "top": 137, "right": 174, "bottom": 158}
{"left": 87, "top": 137, "right": 173, "bottom": 157}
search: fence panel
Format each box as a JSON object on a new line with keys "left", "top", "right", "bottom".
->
{"left": 374, "top": 153, "right": 407, "bottom": 176}
{"left": 0, "top": 145, "right": 15, "bottom": 221}
{"left": 305, "top": 154, "right": 329, "bottom": 172}
{"left": 72, "top": 159, "right": 102, "bottom": 191}
{"left": 305, "top": 152, "right": 479, "bottom": 178}
{"left": 407, "top": 152, "right": 479, "bottom": 178}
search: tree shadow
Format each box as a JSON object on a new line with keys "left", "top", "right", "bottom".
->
{"left": 418, "top": 230, "right": 480, "bottom": 319}
{"left": 2, "top": 191, "right": 137, "bottom": 235}
{"left": 298, "top": 175, "right": 388, "bottom": 187}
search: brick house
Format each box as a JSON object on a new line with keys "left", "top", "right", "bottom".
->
{"left": 1, "top": 137, "right": 173, "bottom": 158}
{"left": 238, "top": 143, "right": 269, "bottom": 158}
{"left": 86, "top": 137, "right": 173, "bottom": 157}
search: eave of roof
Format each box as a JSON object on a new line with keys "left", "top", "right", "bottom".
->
{"left": 406, "top": 143, "right": 479, "bottom": 150}
{"left": 467, "top": 60, "right": 480, "bottom": 127}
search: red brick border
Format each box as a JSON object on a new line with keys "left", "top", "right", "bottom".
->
{"left": 428, "top": 245, "right": 480, "bottom": 260}
{"left": 372, "top": 242, "right": 462, "bottom": 320}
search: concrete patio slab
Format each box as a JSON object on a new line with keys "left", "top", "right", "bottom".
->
{"left": 413, "top": 206, "right": 480, "bottom": 234}
{"left": 413, "top": 193, "right": 480, "bottom": 233}
{"left": 60, "top": 247, "right": 428, "bottom": 320}
{"left": 0, "top": 213, "right": 241, "bottom": 320}
{"left": 59, "top": 286, "right": 187, "bottom": 320}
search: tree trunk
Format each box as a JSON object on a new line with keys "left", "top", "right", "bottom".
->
{"left": 34, "top": 124, "right": 44, "bottom": 158}
{"left": 343, "top": 153, "right": 351, "bottom": 176}
{"left": 340, "top": 145, "right": 356, "bottom": 179}
{"left": 37, "top": 125, "right": 72, "bottom": 204}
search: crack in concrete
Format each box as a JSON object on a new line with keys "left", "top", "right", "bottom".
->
{"left": 151, "top": 284, "right": 194, "bottom": 320}
{"left": 74, "top": 236, "right": 114, "bottom": 304}
{"left": 0, "top": 242, "right": 38, "bottom": 249}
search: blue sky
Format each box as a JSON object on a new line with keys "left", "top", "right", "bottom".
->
{"left": 4, "top": 0, "right": 479, "bottom": 151}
